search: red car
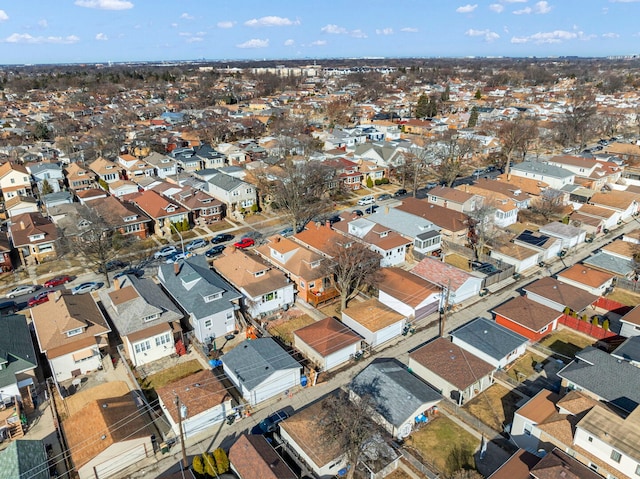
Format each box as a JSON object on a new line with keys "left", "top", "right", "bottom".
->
{"left": 28, "top": 291, "right": 50, "bottom": 307}
{"left": 233, "top": 237, "right": 255, "bottom": 249}
{"left": 44, "top": 275, "right": 72, "bottom": 288}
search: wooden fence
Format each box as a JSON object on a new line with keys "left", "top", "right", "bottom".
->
{"left": 558, "top": 314, "right": 617, "bottom": 340}
{"left": 593, "top": 297, "right": 633, "bottom": 315}
{"left": 614, "top": 277, "right": 640, "bottom": 294}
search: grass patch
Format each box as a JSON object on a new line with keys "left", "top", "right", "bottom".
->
{"left": 267, "top": 314, "right": 316, "bottom": 345}
{"left": 463, "top": 384, "right": 521, "bottom": 432}
{"left": 143, "top": 359, "right": 202, "bottom": 389}
{"left": 319, "top": 303, "right": 341, "bottom": 318}
{"left": 606, "top": 288, "right": 640, "bottom": 307}
{"left": 444, "top": 253, "right": 472, "bottom": 271}
{"left": 385, "top": 467, "right": 413, "bottom": 479}
{"left": 505, "top": 352, "right": 547, "bottom": 382}
{"left": 406, "top": 416, "right": 477, "bottom": 476}
{"left": 538, "top": 328, "right": 594, "bottom": 359}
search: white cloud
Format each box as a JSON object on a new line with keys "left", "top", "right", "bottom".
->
{"left": 321, "top": 24, "right": 367, "bottom": 37}
{"left": 244, "top": 16, "right": 299, "bottom": 27}
{"left": 456, "top": 4, "right": 478, "bottom": 13}
{"left": 236, "top": 38, "right": 269, "bottom": 48}
{"left": 95, "top": 32, "right": 108, "bottom": 40}
{"left": 3, "top": 33, "right": 80, "bottom": 44}
{"left": 534, "top": 1, "right": 552, "bottom": 13}
{"left": 186, "top": 37, "right": 203, "bottom": 43}
{"left": 510, "top": 29, "right": 595, "bottom": 44}
{"left": 489, "top": 4, "right": 504, "bottom": 13}
{"left": 321, "top": 24, "right": 347, "bottom": 34}
{"left": 74, "top": 0, "right": 133, "bottom": 10}
{"left": 0, "top": 10, "right": 8, "bottom": 22}
{"left": 310, "top": 40, "right": 327, "bottom": 46}
{"left": 376, "top": 28, "right": 394, "bottom": 35}
{"left": 400, "top": 27, "right": 419, "bottom": 33}
{"left": 513, "top": 7, "right": 532, "bottom": 14}
{"left": 284, "top": 39, "right": 295, "bottom": 46}
{"left": 465, "top": 28, "right": 500, "bottom": 42}
{"left": 38, "top": 19, "right": 48, "bottom": 28}
{"left": 217, "top": 20, "right": 235, "bottom": 29}
{"left": 602, "top": 32, "right": 620, "bottom": 38}
{"left": 170, "top": 23, "right": 178, "bottom": 28}
{"left": 180, "top": 13, "right": 194, "bottom": 20}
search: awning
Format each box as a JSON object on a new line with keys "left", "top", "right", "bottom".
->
{"left": 72, "top": 349, "right": 95, "bottom": 361}
{"left": 17, "top": 378, "right": 34, "bottom": 388}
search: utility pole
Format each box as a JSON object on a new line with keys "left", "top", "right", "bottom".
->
{"left": 440, "top": 278, "right": 451, "bottom": 337}
{"left": 175, "top": 395, "right": 188, "bottom": 469}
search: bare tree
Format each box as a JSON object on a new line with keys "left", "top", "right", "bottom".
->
{"left": 555, "top": 87, "right": 597, "bottom": 150}
{"left": 433, "top": 133, "right": 477, "bottom": 187}
{"left": 467, "top": 201, "right": 500, "bottom": 260}
{"left": 397, "top": 145, "right": 435, "bottom": 196}
{"left": 323, "top": 241, "right": 381, "bottom": 311}
{"left": 496, "top": 115, "right": 538, "bottom": 178}
{"left": 320, "top": 389, "right": 379, "bottom": 479}
{"left": 253, "top": 161, "right": 335, "bottom": 234}
{"left": 530, "top": 189, "right": 565, "bottom": 221}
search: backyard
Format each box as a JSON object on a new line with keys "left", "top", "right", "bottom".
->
{"left": 538, "top": 328, "right": 594, "bottom": 359}
{"left": 606, "top": 288, "right": 640, "bottom": 308}
{"left": 139, "top": 359, "right": 202, "bottom": 402}
{"left": 463, "top": 384, "right": 522, "bottom": 432}
{"left": 266, "top": 311, "right": 316, "bottom": 346}
{"left": 505, "top": 352, "right": 547, "bottom": 382}
{"left": 405, "top": 415, "right": 478, "bottom": 476}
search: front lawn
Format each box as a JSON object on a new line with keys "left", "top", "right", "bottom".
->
{"left": 405, "top": 416, "right": 477, "bottom": 476}
{"left": 463, "top": 384, "right": 521, "bottom": 432}
{"left": 538, "top": 328, "right": 594, "bottom": 359}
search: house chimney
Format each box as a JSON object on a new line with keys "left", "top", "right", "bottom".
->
{"left": 326, "top": 220, "right": 331, "bottom": 228}
{"left": 385, "top": 205, "right": 390, "bottom": 214}
{"left": 174, "top": 262, "right": 181, "bottom": 276}
{"left": 113, "top": 277, "right": 121, "bottom": 290}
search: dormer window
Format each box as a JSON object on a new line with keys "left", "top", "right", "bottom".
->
{"left": 310, "top": 260, "right": 321, "bottom": 268}
{"left": 29, "top": 233, "right": 45, "bottom": 241}
{"left": 142, "top": 313, "right": 160, "bottom": 322}
{"left": 254, "top": 270, "right": 266, "bottom": 277}
{"left": 203, "top": 292, "right": 222, "bottom": 302}
{"left": 166, "top": 206, "right": 175, "bottom": 213}
{"left": 380, "top": 231, "right": 388, "bottom": 238}
{"left": 123, "top": 215, "right": 137, "bottom": 222}
{"left": 67, "top": 327, "right": 83, "bottom": 337}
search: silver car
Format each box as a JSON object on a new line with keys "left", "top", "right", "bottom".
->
{"left": 6, "top": 284, "right": 37, "bottom": 298}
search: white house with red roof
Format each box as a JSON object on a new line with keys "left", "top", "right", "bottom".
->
{"left": 410, "top": 257, "right": 483, "bottom": 305}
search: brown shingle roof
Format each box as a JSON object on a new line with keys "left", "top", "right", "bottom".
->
{"left": 294, "top": 317, "right": 361, "bottom": 356}
{"left": 229, "top": 434, "right": 297, "bottom": 479}
{"left": 492, "top": 296, "right": 562, "bottom": 333}
{"left": 125, "top": 189, "right": 188, "bottom": 219}
{"left": 409, "top": 337, "right": 494, "bottom": 390}
{"left": 590, "top": 190, "right": 638, "bottom": 211}
{"left": 378, "top": 267, "right": 441, "bottom": 308}
{"left": 343, "top": 298, "right": 404, "bottom": 332}
{"left": 556, "top": 264, "right": 614, "bottom": 289}
{"left": 531, "top": 448, "right": 604, "bottom": 479}
{"left": 396, "top": 197, "right": 469, "bottom": 233}
{"left": 10, "top": 212, "right": 58, "bottom": 247}
{"left": 488, "top": 449, "right": 541, "bottom": 479}
{"left": 516, "top": 389, "right": 559, "bottom": 423}
{"left": 523, "top": 277, "right": 598, "bottom": 312}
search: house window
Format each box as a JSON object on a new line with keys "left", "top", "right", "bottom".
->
{"left": 300, "top": 280, "right": 305, "bottom": 288}
{"left": 611, "top": 450, "right": 622, "bottom": 463}
{"left": 134, "top": 340, "right": 151, "bottom": 353}
{"left": 155, "top": 333, "right": 171, "bottom": 347}
{"left": 10, "top": 178, "right": 14, "bottom": 184}
{"left": 204, "top": 320, "right": 212, "bottom": 328}
{"left": 204, "top": 292, "right": 222, "bottom": 302}
{"left": 226, "top": 312, "right": 233, "bottom": 320}
{"left": 124, "top": 223, "right": 141, "bottom": 233}
{"left": 142, "top": 313, "right": 160, "bottom": 322}
{"left": 588, "top": 436, "right": 593, "bottom": 442}
{"left": 67, "top": 327, "right": 83, "bottom": 337}
{"left": 635, "top": 464, "right": 640, "bottom": 476}
{"left": 524, "top": 422, "right": 532, "bottom": 436}
{"left": 589, "top": 464, "right": 598, "bottom": 472}
{"left": 262, "top": 291, "right": 277, "bottom": 302}
{"left": 308, "top": 282, "right": 315, "bottom": 289}
{"left": 539, "top": 325, "right": 548, "bottom": 333}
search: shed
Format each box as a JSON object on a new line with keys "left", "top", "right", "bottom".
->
{"left": 293, "top": 317, "right": 361, "bottom": 372}
{"left": 341, "top": 298, "right": 405, "bottom": 347}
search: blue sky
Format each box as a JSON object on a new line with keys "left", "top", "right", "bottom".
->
{"left": 0, "top": 0, "right": 638, "bottom": 64}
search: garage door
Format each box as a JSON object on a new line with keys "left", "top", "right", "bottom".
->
{"left": 325, "top": 349, "right": 352, "bottom": 371}
{"left": 415, "top": 300, "right": 439, "bottom": 322}
{"left": 376, "top": 322, "right": 403, "bottom": 346}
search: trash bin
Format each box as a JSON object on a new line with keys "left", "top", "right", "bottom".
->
{"left": 160, "top": 442, "right": 169, "bottom": 454}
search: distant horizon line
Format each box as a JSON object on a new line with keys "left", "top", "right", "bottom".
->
{"left": 2, "top": 54, "right": 639, "bottom": 68}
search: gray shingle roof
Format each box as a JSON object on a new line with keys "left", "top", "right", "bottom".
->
{"left": 450, "top": 317, "right": 528, "bottom": 362}
{"left": 511, "top": 161, "right": 574, "bottom": 179}
{"left": 158, "top": 256, "right": 242, "bottom": 320}
{"left": 0, "top": 314, "right": 38, "bottom": 389}
{"left": 98, "top": 275, "right": 183, "bottom": 337}
{"left": 583, "top": 251, "right": 635, "bottom": 277}
{"left": 367, "top": 208, "right": 438, "bottom": 239}
{"left": 350, "top": 358, "right": 441, "bottom": 428}
{"left": 221, "top": 338, "right": 300, "bottom": 391}
{"left": 208, "top": 172, "right": 248, "bottom": 192}
{"left": 612, "top": 336, "right": 640, "bottom": 365}
{"left": 557, "top": 346, "right": 640, "bottom": 413}
{"left": 0, "top": 439, "right": 49, "bottom": 479}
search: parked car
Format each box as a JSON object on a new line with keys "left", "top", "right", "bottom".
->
{"left": 186, "top": 238, "right": 208, "bottom": 251}
{"left": 28, "top": 291, "right": 50, "bottom": 308}
{"left": 425, "top": 182, "right": 438, "bottom": 189}
{"left": 233, "top": 237, "right": 255, "bottom": 249}
{"left": 357, "top": 195, "right": 375, "bottom": 206}
{"left": 377, "top": 193, "right": 391, "bottom": 201}
{"left": 71, "top": 282, "right": 100, "bottom": 295}
{"left": 393, "top": 188, "right": 407, "bottom": 197}
{"left": 154, "top": 245, "right": 179, "bottom": 259}
{"left": 165, "top": 251, "right": 192, "bottom": 264}
{"left": 253, "top": 409, "right": 290, "bottom": 434}
{"left": 211, "top": 233, "right": 234, "bottom": 244}
{"left": 44, "top": 275, "right": 72, "bottom": 288}
{"left": 6, "top": 285, "right": 37, "bottom": 298}
{"left": 365, "top": 205, "right": 379, "bottom": 214}
{"left": 0, "top": 300, "right": 17, "bottom": 315}
{"left": 98, "top": 260, "right": 128, "bottom": 273}
{"left": 205, "top": 244, "right": 226, "bottom": 258}
{"left": 279, "top": 227, "right": 294, "bottom": 237}
{"left": 352, "top": 209, "right": 364, "bottom": 217}
{"left": 114, "top": 268, "right": 144, "bottom": 279}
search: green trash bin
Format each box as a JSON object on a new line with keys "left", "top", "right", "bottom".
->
{"left": 160, "top": 442, "right": 169, "bottom": 454}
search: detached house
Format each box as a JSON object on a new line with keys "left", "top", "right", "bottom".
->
{"left": 142, "top": 151, "right": 177, "bottom": 178}
{"left": 510, "top": 161, "right": 575, "bottom": 190}
{"left": 212, "top": 248, "right": 295, "bottom": 319}
{"left": 29, "top": 162, "right": 63, "bottom": 194}
{"left": 158, "top": 256, "right": 242, "bottom": 344}
{"left": 161, "top": 185, "right": 224, "bottom": 225}
{"left": 0, "top": 314, "right": 38, "bottom": 412}
{"left": 9, "top": 212, "right": 58, "bottom": 266}
{"left": 31, "top": 291, "right": 111, "bottom": 383}
{"left": 117, "top": 153, "right": 154, "bottom": 180}
{"left": 256, "top": 234, "right": 339, "bottom": 307}
{"left": 207, "top": 172, "right": 257, "bottom": 215}
{"left": 377, "top": 267, "right": 441, "bottom": 321}
{"left": 99, "top": 274, "right": 183, "bottom": 367}
{"left": 590, "top": 190, "right": 639, "bottom": 223}
{"left": 88, "top": 157, "right": 123, "bottom": 184}
{"left": 427, "top": 186, "right": 482, "bottom": 213}
{"left": 90, "top": 196, "right": 151, "bottom": 240}
{"left": 124, "top": 189, "right": 189, "bottom": 237}
{"left": 0, "top": 162, "right": 32, "bottom": 201}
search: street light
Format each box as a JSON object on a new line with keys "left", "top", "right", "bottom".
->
{"left": 170, "top": 222, "right": 185, "bottom": 252}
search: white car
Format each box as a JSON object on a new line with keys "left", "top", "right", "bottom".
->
{"left": 71, "top": 282, "right": 100, "bottom": 295}
{"left": 6, "top": 284, "right": 37, "bottom": 298}
{"left": 154, "top": 245, "right": 178, "bottom": 259}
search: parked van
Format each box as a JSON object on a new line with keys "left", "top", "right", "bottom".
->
{"left": 357, "top": 195, "right": 375, "bottom": 206}
{"left": 0, "top": 300, "right": 17, "bottom": 315}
